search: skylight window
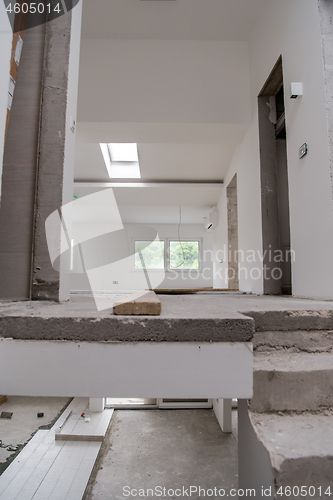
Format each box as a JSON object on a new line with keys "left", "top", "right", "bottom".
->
{"left": 100, "top": 143, "right": 141, "bottom": 179}
{"left": 109, "top": 143, "right": 138, "bottom": 162}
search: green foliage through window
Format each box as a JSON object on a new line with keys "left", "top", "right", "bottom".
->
{"left": 134, "top": 239, "right": 200, "bottom": 270}
{"left": 169, "top": 241, "right": 199, "bottom": 270}
{"left": 134, "top": 241, "right": 165, "bottom": 269}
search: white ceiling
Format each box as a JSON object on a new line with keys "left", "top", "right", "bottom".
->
{"left": 74, "top": 184, "right": 223, "bottom": 208}
{"left": 75, "top": 0, "right": 263, "bottom": 222}
{"left": 74, "top": 143, "right": 234, "bottom": 182}
{"left": 118, "top": 205, "right": 214, "bottom": 224}
{"left": 81, "top": 0, "right": 266, "bottom": 41}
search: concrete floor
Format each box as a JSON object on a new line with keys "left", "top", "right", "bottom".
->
{"left": 84, "top": 409, "right": 238, "bottom": 500}
{"left": 0, "top": 396, "right": 71, "bottom": 474}
{"left": 1, "top": 293, "right": 333, "bottom": 319}
{"left": 2, "top": 293, "right": 333, "bottom": 344}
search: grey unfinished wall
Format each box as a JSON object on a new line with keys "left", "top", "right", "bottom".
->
{"left": 227, "top": 174, "right": 239, "bottom": 289}
{"left": 276, "top": 139, "right": 292, "bottom": 293}
{"left": 0, "top": 21, "right": 45, "bottom": 300}
{"left": 32, "top": 10, "right": 73, "bottom": 301}
{"left": 258, "top": 96, "right": 281, "bottom": 295}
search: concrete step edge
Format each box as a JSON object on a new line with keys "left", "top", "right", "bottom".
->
{"left": 245, "top": 310, "right": 333, "bottom": 332}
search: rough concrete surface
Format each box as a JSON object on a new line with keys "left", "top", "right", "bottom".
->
{"left": 250, "top": 411, "right": 333, "bottom": 498}
{"left": 0, "top": 21, "right": 45, "bottom": 301}
{"left": 245, "top": 309, "right": 333, "bottom": 332}
{"left": 227, "top": 175, "right": 239, "bottom": 290}
{"left": 251, "top": 351, "right": 333, "bottom": 412}
{"left": 0, "top": 316, "right": 254, "bottom": 342}
{"left": 0, "top": 294, "right": 332, "bottom": 342}
{"left": 84, "top": 409, "right": 238, "bottom": 500}
{"left": 0, "top": 295, "right": 255, "bottom": 342}
{"left": 32, "top": 10, "right": 72, "bottom": 301}
{"left": 253, "top": 330, "right": 333, "bottom": 353}
{"left": 1, "top": 294, "right": 333, "bottom": 316}
{"left": 0, "top": 396, "right": 70, "bottom": 474}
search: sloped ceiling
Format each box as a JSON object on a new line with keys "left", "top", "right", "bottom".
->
{"left": 75, "top": 0, "right": 266, "bottom": 222}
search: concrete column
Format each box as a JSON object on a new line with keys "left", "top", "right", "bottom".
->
{"left": 0, "top": 21, "right": 45, "bottom": 300}
{"left": 227, "top": 175, "right": 239, "bottom": 290}
{"left": 32, "top": 2, "right": 82, "bottom": 301}
{"left": 318, "top": 0, "right": 333, "bottom": 215}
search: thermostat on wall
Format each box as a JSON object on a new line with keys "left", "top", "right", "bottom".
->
{"left": 299, "top": 143, "right": 308, "bottom": 159}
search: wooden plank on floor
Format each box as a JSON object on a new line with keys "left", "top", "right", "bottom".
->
{"left": 0, "top": 396, "right": 7, "bottom": 405}
{"left": 55, "top": 435, "right": 103, "bottom": 442}
{"left": 113, "top": 291, "right": 161, "bottom": 315}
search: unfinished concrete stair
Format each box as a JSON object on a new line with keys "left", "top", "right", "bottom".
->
{"left": 242, "top": 310, "right": 333, "bottom": 499}
{"left": 251, "top": 329, "right": 333, "bottom": 412}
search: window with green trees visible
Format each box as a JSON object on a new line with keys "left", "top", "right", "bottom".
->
{"left": 134, "top": 240, "right": 165, "bottom": 269}
{"left": 134, "top": 239, "right": 200, "bottom": 270}
{"left": 169, "top": 241, "right": 199, "bottom": 270}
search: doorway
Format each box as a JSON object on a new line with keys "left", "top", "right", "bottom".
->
{"left": 258, "top": 56, "right": 292, "bottom": 295}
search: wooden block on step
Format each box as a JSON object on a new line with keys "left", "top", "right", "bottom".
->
{"left": 55, "top": 433, "right": 104, "bottom": 442}
{"left": 0, "top": 396, "right": 7, "bottom": 405}
{"left": 113, "top": 291, "right": 161, "bottom": 316}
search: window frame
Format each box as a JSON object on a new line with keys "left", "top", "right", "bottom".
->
{"left": 167, "top": 238, "right": 202, "bottom": 272}
{"left": 132, "top": 237, "right": 202, "bottom": 272}
{"left": 132, "top": 238, "right": 166, "bottom": 272}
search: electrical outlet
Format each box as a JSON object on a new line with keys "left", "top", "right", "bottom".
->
{"left": 113, "top": 281, "right": 118, "bottom": 284}
{"left": 299, "top": 143, "right": 308, "bottom": 158}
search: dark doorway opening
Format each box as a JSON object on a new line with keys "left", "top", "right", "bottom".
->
{"left": 258, "top": 56, "right": 292, "bottom": 295}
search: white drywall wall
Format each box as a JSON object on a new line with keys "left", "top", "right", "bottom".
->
{"left": 70, "top": 222, "right": 214, "bottom": 292}
{"left": 0, "top": 7, "right": 13, "bottom": 201}
{"left": 213, "top": 398, "right": 233, "bottom": 433}
{"left": 213, "top": 123, "right": 263, "bottom": 293}
{"left": 0, "top": 339, "right": 253, "bottom": 399}
{"left": 214, "top": 0, "right": 333, "bottom": 299}
{"left": 78, "top": 39, "right": 251, "bottom": 125}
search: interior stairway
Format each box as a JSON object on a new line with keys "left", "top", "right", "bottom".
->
{"left": 240, "top": 310, "right": 333, "bottom": 499}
